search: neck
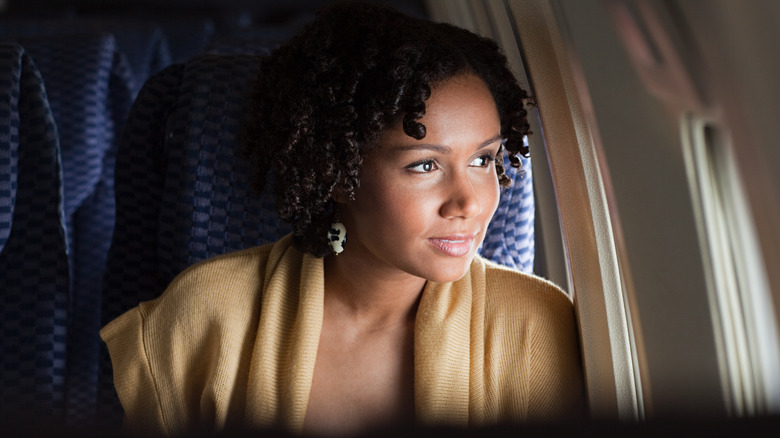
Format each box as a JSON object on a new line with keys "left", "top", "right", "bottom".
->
{"left": 323, "top": 251, "right": 425, "bottom": 330}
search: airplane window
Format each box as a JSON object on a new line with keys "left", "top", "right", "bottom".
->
{"left": 434, "top": 0, "right": 780, "bottom": 427}
{"left": 683, "top": 116, "right": 780, "bottom": 416}
{"left": 428, "top": 0, "right": 644, "bottom": 421}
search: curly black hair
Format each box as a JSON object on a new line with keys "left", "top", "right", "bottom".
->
{"left": 245, "top": 1, "right": 532, "bottom": 257}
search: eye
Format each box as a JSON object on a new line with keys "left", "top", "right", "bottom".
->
{"left": 406, "top": 159, "right": 438, "bottom": 173}
{"left": 470, "top": 154, "right": 495, "bottom": 167}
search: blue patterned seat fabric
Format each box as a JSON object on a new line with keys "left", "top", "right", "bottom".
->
{"left": 96, "top": 61, "right": 186, "bottom": 423}
{"left": 481, "top": 151, "right": 535, "bottom": 273}
{"left": 98, "top": 54, "right": 290, "bottom": 422}
{"left": 1, "top": 33, "right": 135, "bottom": 423}
{"left": 0, "top": 43, "right": 70, "bottom": 420}
{"left": 0, "top": 18, "right": 173, "bottom": 96}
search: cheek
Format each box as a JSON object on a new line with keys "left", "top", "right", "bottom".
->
{"left": 351, "top": 174, "right": 424, "bottom": 231}
{"left": 480, "top": 173, "right": 501, "bottom": 220}
{"left": 383, "top": 184, "right": 434, "bottom": 226}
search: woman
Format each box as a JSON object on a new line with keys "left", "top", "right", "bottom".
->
{"left": 101, "top": 3, "right": 585, "bottom": 436}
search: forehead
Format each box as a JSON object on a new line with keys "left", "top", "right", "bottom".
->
{"left": 379, "top": 74, "right": 501, "bottom": 149}
{"left": 428, "top": 74, "right": 495, "bottom": 108}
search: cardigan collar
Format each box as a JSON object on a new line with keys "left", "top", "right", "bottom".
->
{"left": 244, "top": 236, "right": 486, "bottom": 432}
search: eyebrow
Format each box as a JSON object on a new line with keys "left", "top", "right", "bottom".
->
{"left": 393, "top": 134, "right": 503, "bottom": 153}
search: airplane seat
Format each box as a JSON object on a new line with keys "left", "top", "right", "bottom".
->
{"left": 100, "top": 22, "right": 172, "bottom": 95}
{"left": 481, "top": 152, "right": 535, "bottom": 273}
{"left": 1, "top": 32, "right": 136, "bottom": 423}
{"left": 99, "top": 48, "right": 536, "bottom": 419}
{"left": 97, "top": 62, "right": 186, "bottom": 423}
{"left": 152, "top": 55, "right": 290, "bottom": 284}
{"left": 0, "top": 43, "right": 70, "bottom": 420}
{"left": 98, "top": 53, "right": 289, "bottom": 422}
{"left": 100, "top": 54, "right": 290, "bottom": 324}
{"left": 0, "top": 19, "right": 173, "bottom": 96}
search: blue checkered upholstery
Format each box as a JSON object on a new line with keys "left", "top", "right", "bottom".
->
{"left": 480, "top": 150, "right": 535, "bottom": 273}
{"left": 99, "top": 54, "right": 290, "bottom": 421}
{"left": 0, "top": 18, "right": 172, "bottom": 96}
{"left": 0, "top": 52, "right": 16, "bottom": 253}
{"left": 102, "top": 54, "right": 291, "bottom": 321}
{"left": 100, "top": 62, "right": 186, "bottom": 333}
{"left": 101, "top": 22, "right": 171, "bottom": 94}
{"left": 3, "top": 33, "right": 135, "bottom": 422}
{"left": 156, "top": 56, "right": 289, "bottom": 281}
{"left": 0, "top": 43, "right": 70, "bottom": 419}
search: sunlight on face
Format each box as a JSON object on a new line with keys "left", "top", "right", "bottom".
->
{"left": 337, "top": 74, "right": 502, "bottom": 283}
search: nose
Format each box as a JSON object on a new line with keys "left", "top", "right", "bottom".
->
{"left": 440, "top": 171, "right": 483, "bottom": 219}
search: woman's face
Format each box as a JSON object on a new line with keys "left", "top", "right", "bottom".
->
{"left": 338, "top": 73, "right": 502, "bottom": 283}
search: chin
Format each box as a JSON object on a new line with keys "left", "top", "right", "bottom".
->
{"left": 423, "top": 257, "right": 475, "bottom": 283}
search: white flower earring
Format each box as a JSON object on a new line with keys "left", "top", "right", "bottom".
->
{"left": 328, "top": 222, "right": 347, "bottom": 255}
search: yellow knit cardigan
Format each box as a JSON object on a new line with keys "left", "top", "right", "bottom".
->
{"left": 101, "top": 235, "right": 584, "bottom": 436}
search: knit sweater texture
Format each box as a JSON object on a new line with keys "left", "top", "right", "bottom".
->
{"left": 101, "top": 235, "right": 584, "bottom": 435}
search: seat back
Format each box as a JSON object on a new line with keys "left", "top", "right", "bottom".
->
{"left": 0, "top": 43, "right": 70, "bottom": 420}
{"left": 0, "top": 18, "right": 172, "bottom": 96}
{"left": 481, "top": 152, "right": 535, "bottom": 273}
{"left": 100, "top": 53, "right": 289, "bottom": 421}
{"left": 2, "top": 32, "right": 135, "bottom": 422}
{"left": 103, "top": 54, "right": 290, "bottom": 323}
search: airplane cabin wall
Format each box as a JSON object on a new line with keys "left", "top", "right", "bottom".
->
{"left": 552, "top": 0, "right": 725, "bottom": 417}
{"left": 429, "top": 0, "right": 780, "bottom": 421}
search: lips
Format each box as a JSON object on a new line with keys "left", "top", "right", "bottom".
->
{"left": 428, "top": 235, "right": 476, "bottom": 257}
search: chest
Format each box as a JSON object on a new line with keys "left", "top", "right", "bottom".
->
{"left": 301, "top": 321, "right": 416, "bottom": 435}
